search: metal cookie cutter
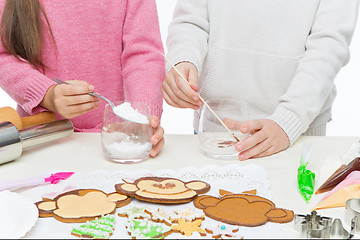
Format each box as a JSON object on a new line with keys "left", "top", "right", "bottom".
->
{"left": 295, "top": 211, "right": 355, "bottom": 239}
{"left": 345, "top": 198, "right": 360, "bottom": 235}
{"left": 294, "top": 211, "right": 333, "bottom": 238}
{"left": 307, "top": 218, "right": 352, "bottom": 239}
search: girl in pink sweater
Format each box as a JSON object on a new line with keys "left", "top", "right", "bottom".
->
{"left": 0, "top": 0, "right": 165, "bottom": 157}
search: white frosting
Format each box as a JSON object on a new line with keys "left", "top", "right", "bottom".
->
{"left": 113, "top": 102, "right": 149, "bottom": 124}
{"left": 205, "top": 224, "right": 240, "bottom": 238}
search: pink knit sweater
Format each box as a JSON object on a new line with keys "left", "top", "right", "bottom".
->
{"left": 0, "top": 0, "right": 164, "bottom": 132}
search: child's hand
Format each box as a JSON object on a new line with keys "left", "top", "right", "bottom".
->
{"left": 223, "top": 118, "right": 290, "bottom": 160}
{"left": 149, "top": 116, "right": 164, "bottom": 157}
{"left": 41, "top": 80, "right": 100, "bottom": 119}
{"left": 161, "top": 62, "right": 202, "bottom": 110}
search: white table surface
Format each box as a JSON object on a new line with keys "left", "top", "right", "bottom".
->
{"left": 1, "top": 133, "right": 359, "bottom": 238}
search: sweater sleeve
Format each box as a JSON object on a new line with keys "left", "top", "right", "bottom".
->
{"left": 268, "top": 0, "right": 359, "bottom": 145}
{"left": 166, "top": 0, "right": 209, "bottom": 73}
{"left": 0, "top": 46, "right": 55, "bottom": 116}
{"left": 121, "top": 0, "right": 164, "bottom": 120}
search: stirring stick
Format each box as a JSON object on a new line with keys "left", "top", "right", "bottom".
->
{"left": 162, "top": 54, "right": 240, "bottom": 142}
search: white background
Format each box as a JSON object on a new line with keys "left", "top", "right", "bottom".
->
{"left": 0, "top": 1, "right": 359, "bottom": 136}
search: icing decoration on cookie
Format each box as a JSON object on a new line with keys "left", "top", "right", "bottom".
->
{"left": 145, "top": 208, "right": 172, "bottom": 226}
{"left": 118, "top": 206, "right": 151, "bottom": 219}
{"left": 35, "top": 189, "right": 131, "bottom": 223}
{"left": 170, "top": 208, "right": 205, "bottom": 222}
{"left": 145, "top": 207, "right": 204, "bottom": 225}
{"left": 193, "top": 193, "right": 294, "bottom": 227}
{"left": 125, "top": 218, "right": 172, "bottom": 239}
{"left": 205, "top": 223, "right": 240, "bottom": 239}
{"left": 171, "top": 218, "right": 206, "bottom": 237}
{"left": 115, "top": 177, "right": 210, "bottom": 204}
{"left": 71, "top": 215, "right": 115, "bottom": 239}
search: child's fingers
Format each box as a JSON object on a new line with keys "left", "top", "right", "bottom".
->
{"left": 65, "top": 80, "right": 92, "bottom": 87}
{"left": 61, "top": 102, "right": 99, "bottom": 119}
{"left": 161, "top": 88, "right": 180, "bottom": 107}
{"left": 188, "top": 67, "right": 199, "bottom": 91}
{"left": 173, "top": 75, "right": 200, "bottom": 105}
{"left": 148, "top": 116, "right": 159, "bottom": 128}
{"left": 251, "top": 146, "right": 277, "bottom": 159}
{"left": 151, "top": 126, "right": 164, "bottom": 145}
{"left": 55, "top": 83, "right": 93, "bottom": 96}
{"left": 238, "top": 138, "right": 272, "bottom": 161}
{"left": 63, "top": 94, "right": 99, "bottom": 106}
{"left": 241, "top": 120, "right": 264, "bottom": 134}
{"left": 162, "top": 83, "right": 199, "bottom": 109}
{"left": 222, "top": 118, "right": 243, "bottom": 130}
{"left": 68, "top": 101, "right": 99, "bottom": 115}
{"left": 151, "top": 138, "right": 164, "bottom": 157}
{"left": 236, "top": 130, "right": 267, "bottom": 152}
{"left": 67, "top": 106, "right": 98, "bottom": 119}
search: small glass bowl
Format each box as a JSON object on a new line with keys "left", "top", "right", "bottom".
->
{"left": 101, "top": 101, "right": 152, "bottom": 163}
{"left": 198, "top": 98, "right": 248, "bottom": 160}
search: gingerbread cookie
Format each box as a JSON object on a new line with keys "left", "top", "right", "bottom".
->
{"left": 205, "top": 223, "right": 240, "bottom": 239}
{"left": 71, "top": 215, "right": 115, "bottom": 239}
{"left": 219, "top": 189, "right": 257, "bottom": 197}
{"left": 35, "top": 189, "right": 131, "bottom": 223}
{"left": 118, "top": 206, "right": 151, "bottom": 219}
{"left": 145, "top": 207, "right": 205, "bottom": 226}
{"left": 170, "top": 208, "right": 205, "bottom": 223}
{"left": 115, "top": 177, "right": 210, "bottom": 204}
{"left": 194, "top": 193, "right": 293, "bottom": 227}
{"left": 125, "top": 218, "right": 172, "bottom": 239}
{"left": 171, "top": 218, "right": 206, "bottom": 237}
{"left": 144, "top": 208, "right": 172, "bottom": 226}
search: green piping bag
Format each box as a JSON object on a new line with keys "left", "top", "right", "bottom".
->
{"left": 297, "top": 143, "right": 315, "bottom": 203}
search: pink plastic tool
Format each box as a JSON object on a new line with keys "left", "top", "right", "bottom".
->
{"left": 0, "top": 172, "right": 74, "bottom": 191}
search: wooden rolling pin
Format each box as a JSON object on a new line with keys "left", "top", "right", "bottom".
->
{"left": 0, "top": 107, "right": 56, "bottom": 130}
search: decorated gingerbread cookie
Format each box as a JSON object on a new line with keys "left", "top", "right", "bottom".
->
{"left": 144, "top": 208, "right": 172, "bottom": 226}
{"left": 115, "top": 177, "right": 210, "bottom": 204}
{"left": 71, "top": 215, "right": 115, "bottom": 239}
{"left": 35, "top": 189, "right": 131, "bottom": 223}
{"left": 125, "top": 218, "right": 172, "bottom": 239}
{"left": 194, "top": 192, "right": 294, "bottom": 227}
{"left": 170, "top": 208, "right": 205, "bottom": 223}
{"left": 118, "top": 206, "right": 151, "bottom": 219}
{"left": 171, "top": 218, "right": 206, "bottom": 237}
{"left": 145, "top": 207, "right": 205, "bottom": 226}
{"left": 205, "top": 223, "right": 240, "bottom": 239}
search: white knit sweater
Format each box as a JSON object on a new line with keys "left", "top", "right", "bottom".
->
{"left": 166, "top": 0, "right": 359, "bottom": 145}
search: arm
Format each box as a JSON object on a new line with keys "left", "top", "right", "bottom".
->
{"left": 166, "top": 0, "right": 209, "bottom": 73}
{"left": 268, "top": 0, "right": 359, "bottom": 145}
{"left": 161, "top": 0, "right": 209, "bottom": 110}
{"left": 227, "top": 0, "right": 359, "bottom": 161}
{"left": 0, "top": 47, "right": 54, "bottom": 115}
{"left": 121, "top": 0, "right": 164, "bottom": 120}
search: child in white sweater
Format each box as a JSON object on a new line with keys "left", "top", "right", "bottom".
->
{"left": 163, "top": 0, "right": 359, "bottom": 160}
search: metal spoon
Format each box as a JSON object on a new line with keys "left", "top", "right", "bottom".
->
{"left": 52, "top": 78, "right": 147, "bottom": 124}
